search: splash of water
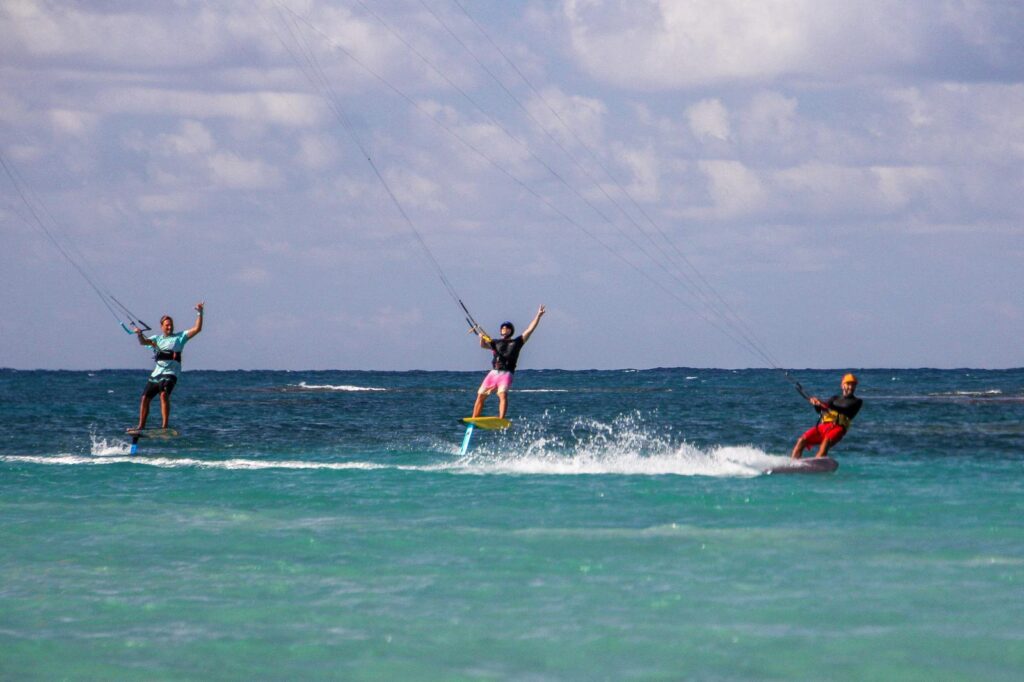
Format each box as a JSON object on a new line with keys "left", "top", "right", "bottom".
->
{"left": 5, "top": 412, "right": 793, "bottom": 478}
{"left": 451, "top": 411, "right": 784, "bottom": 477}
{"left": 90, "top": 431, "right": 132, "bottom": 457}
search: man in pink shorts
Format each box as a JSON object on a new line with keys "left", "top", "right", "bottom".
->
{"left": 472, "top": 305, "right": 546, "bottom": 419}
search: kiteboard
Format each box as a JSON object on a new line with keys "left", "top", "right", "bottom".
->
{"left": 125, "top": 427, "right": 180, "bottom": 455}
{"left": 461, "top": 417, "right": 511, "bottom": 430}
{"left": 459, "top": 417, "right": 511, "bottom": 455}
{"left": 765, "top": 457, "right": 838, "bottom": 475}
{"left": 126, "top": 428, "right": 180, "bottom": 439}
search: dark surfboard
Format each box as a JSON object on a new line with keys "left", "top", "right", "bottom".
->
{"left": 125, "top": 427, "right": 180, "bottom": 440}
{"left": 765, "top": 457, "right": 838, "bottom": 475}
{"left": 125, "top": 427, "right": 180, "bottom": 455}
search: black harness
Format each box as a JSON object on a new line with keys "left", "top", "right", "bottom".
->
{"left": 155, "top": 349, "right": 182, "bottom": 364}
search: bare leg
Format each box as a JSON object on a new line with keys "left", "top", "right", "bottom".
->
{"left": 160, "top": 392, "right": 171, "bottom": 429}
{"left": 815, "top": 439, "right": 832, "bottom": 458}
{"left": 136, "top": 394, "right": 154, "bottom": 431}
{"left": 790, "top": 437, "right": 806, "bottom": 459}
{"left": 472, "top": 393, "right": 487, "bottom": 418}
{"left": 497, "top": 392, "right": 508, "bottom": 419}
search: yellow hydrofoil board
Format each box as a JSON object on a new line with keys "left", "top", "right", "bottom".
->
{"left": 461, "top": 417, "right": 511, "bottom": 430}
{"left": 459, "top": 417, "right": 511, "bottom": 455}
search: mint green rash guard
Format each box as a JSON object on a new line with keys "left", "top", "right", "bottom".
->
{"left": 148, "top": 332, "right": 190, "bottom": 379}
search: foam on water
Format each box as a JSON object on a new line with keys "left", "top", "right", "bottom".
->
{"left": 517, "top": 389, "right": 570, "bottom": 393}
{"left": 1, "top": 453, "right": 394, "bottom": 471}
{"left": 450, "top": 443, "right": 770, "bottom": 477}
{"left": 1, "top": 449, "right": 777, "bottom": 477}
{"left": 294, "top": 381, "right": 386, "bottom": 391}
{"left": 90, "top": 432, "right": 132, "bottom": 456}
{"left": 445, "top": 412, "right": 787, "bottom": 477}
{"left": 9, "top": 413, "right": 789, "bottom": 477}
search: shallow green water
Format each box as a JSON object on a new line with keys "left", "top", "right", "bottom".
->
{"left": 2, "top": 368, "right": 1022, "bottom": 679}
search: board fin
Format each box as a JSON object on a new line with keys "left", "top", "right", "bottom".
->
{"left": 459, "top": 424, "right": 475, "bottom": 456}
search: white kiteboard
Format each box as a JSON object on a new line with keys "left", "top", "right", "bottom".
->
{"left": 765, "top": 457, "right": 838, "bottom": 475}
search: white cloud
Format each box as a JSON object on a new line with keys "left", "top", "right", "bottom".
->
{"left": 156, "top": 121, "right": 216, "bottom": 156}
{"left": 136, "top": 193, "right": 197, "bottom": 213}
{"left": 686, "top": 98, "right": 730, "bottom": 141}
{"left": 526, "top": 87, "right": 607, "bottom": 149}
{"left": 771, "top": 162, "right": 886, "bottom": 217}
{"left": 738, "top": 91, "right": 798, "bottom": 143}
{"left": 208, "top": 151, "right": 282, "bottom": 189}
{"left": 887, "top": 83, "right": 1024, "bottom": 162}
{"left": 889, "top": 87, "right": 934, "bottom": 128}
{"left": 563, "top": 0, "right": 804, "bottom": 88}
{"left": 95, "top": 88, "right": 325, "bottom": 127}
{"left": 48, "top": 109, "right": 98, "bottom": 137}
{"left": 871, "top": 165, "right": 939, "bottom": 209}
{"left": 1, "top": 2, "right": 239, "bottom": 67}
{"left": 349, "top": 306, "right": 426, "bottom": 341}
{"left": 383, "top": 167, "right": 445, "bottom": 212}
{"left": 416, "top": 99, "right": 533, "bottom": 175}
{"left": 233, "top": 266, "right": 270, "bottom": 285}
{"left": 696, "top": 159, "right": 766, "bottom": 217}
{"left": 560, "top": 0, "right": 1024, "bottom": 89}
{"left": 616, "top": 145, "right": 660, "bottom": 202}
{"left": 295, "top": 134, "right": 336, "bottom": 170}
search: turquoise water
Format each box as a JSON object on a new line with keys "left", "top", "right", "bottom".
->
{"left": 2, "top": 368, "right": 1023, "bottom": 679}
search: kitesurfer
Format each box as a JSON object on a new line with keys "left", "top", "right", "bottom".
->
{"left": 130, "top": 302, "right": 204, "bottom": 432}
{"left": 472, "top": 304, "right": 546, "bottom": 419}
{"left": 791, "top": 373, "right": 862, "bottom": 459}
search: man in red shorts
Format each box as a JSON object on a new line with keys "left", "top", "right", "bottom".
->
{"left": 791, "top": 373, "right": 862, "bottom": 459}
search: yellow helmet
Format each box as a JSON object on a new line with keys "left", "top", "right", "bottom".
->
{"left": 842, "top": 373, "right": 858, "bottom": 385}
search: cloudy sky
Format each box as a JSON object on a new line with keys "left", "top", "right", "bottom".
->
{"left": 2, "top": 0, "right": 1022, "bottom": 371}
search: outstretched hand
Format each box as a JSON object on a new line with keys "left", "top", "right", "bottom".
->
{"left": 195, "top": 302, "right": 205, "bottom": 313}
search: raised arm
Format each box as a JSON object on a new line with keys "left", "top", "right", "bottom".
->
{"left": 134, "top": 328, "right": 156, "bottom": 349}
{"left": 185, "top": 302, "right": 204, "bottom": 339}
{"left": 520, "top": 304, "right": 546, "bottom": 343}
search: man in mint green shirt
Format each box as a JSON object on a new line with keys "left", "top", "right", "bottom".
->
{"left": 131, "top": 302, "right": 204, "bottom": 431}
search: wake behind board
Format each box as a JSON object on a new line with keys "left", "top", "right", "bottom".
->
{"left": 459, "top": 417, "right": 511, "bottom": 456}
{"left": 765, "top": 457, "right": 838, "bottom": 475}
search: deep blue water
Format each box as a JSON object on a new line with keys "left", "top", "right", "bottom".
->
{"left": 2, "top": 367, "right": 1023, "bottom": 679}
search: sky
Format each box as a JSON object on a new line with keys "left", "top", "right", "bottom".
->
{"left": 2, "top": 0, "right": 1023, "bottom": 371}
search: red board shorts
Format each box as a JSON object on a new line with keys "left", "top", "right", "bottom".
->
{"left": 799, "top": 422, "right": 846, "bottom": 450}
{"left": 478, "top": 370, "right": 514, "bottom": 395}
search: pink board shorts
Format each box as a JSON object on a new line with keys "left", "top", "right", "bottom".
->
{"left": 478, "top": 370, "right": 514, "bottom": 395}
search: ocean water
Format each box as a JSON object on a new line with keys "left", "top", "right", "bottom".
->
{"left": 1, "top": 367, "right": 1022, "bottom": 680}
